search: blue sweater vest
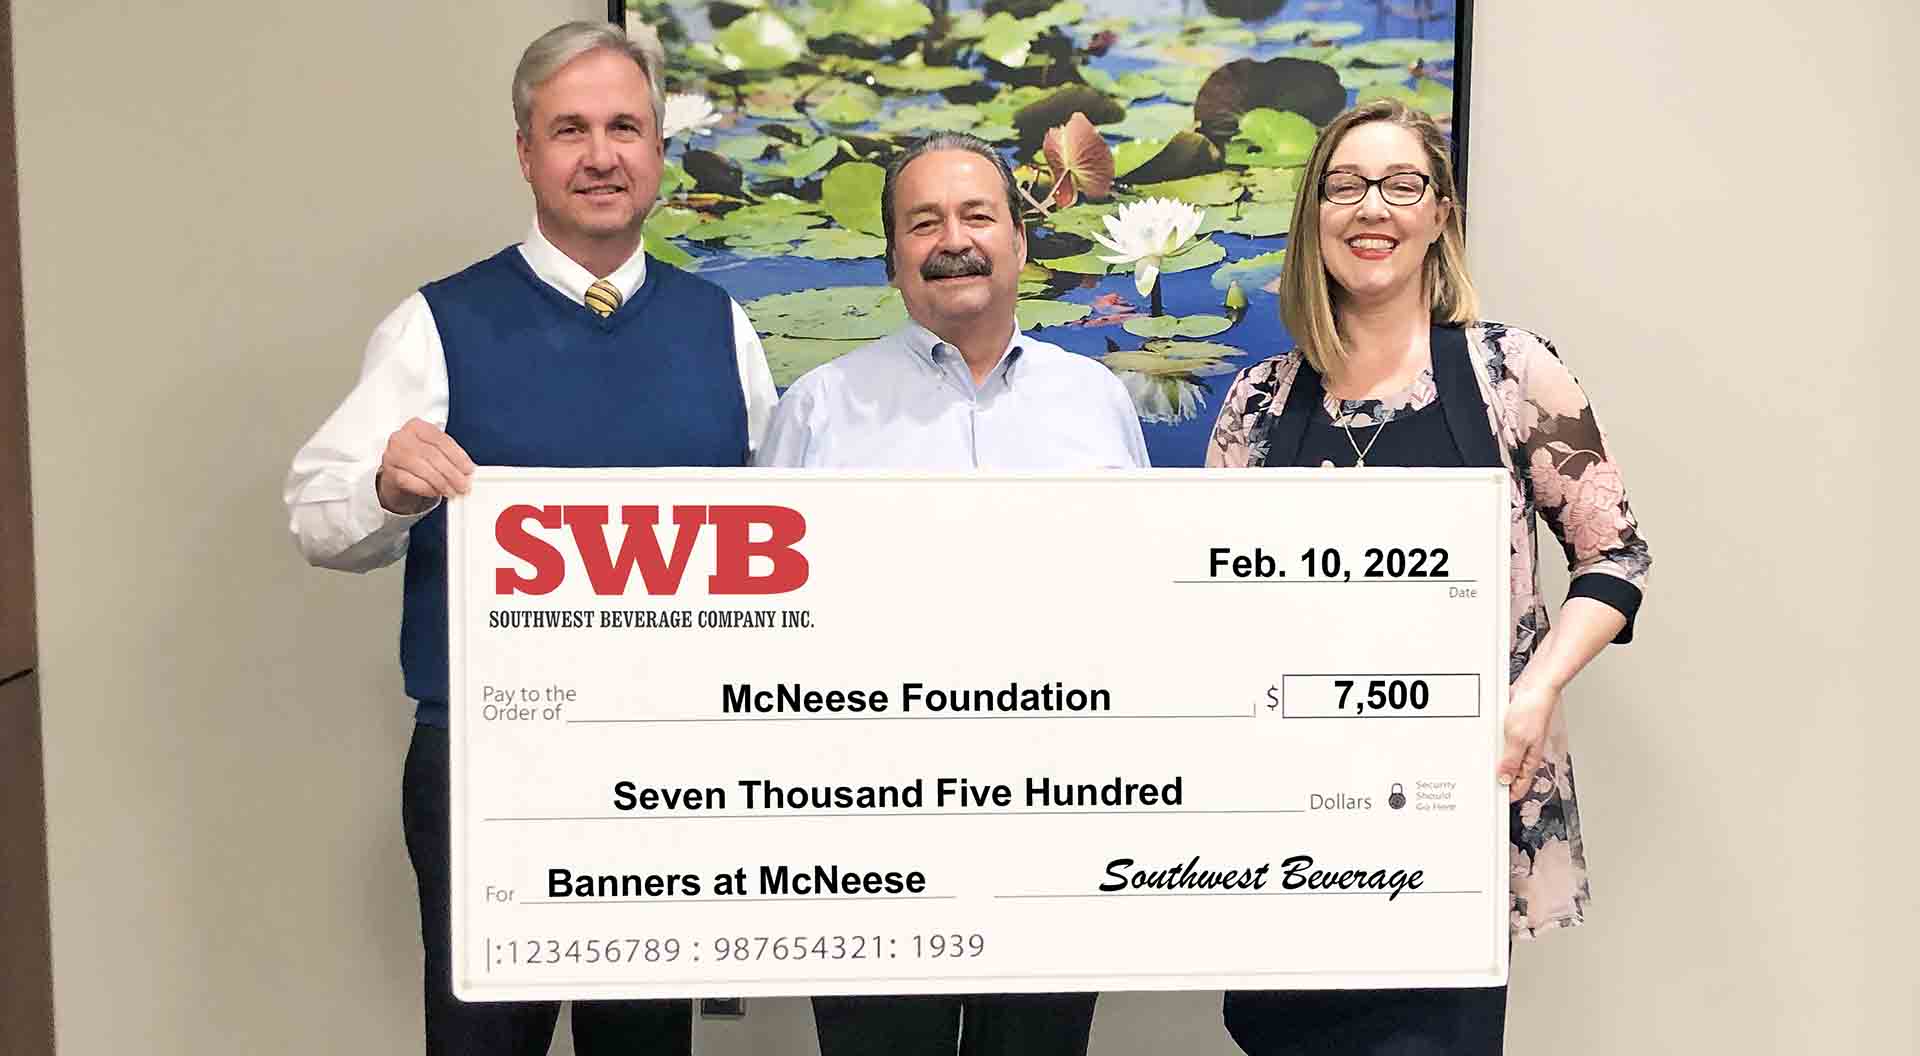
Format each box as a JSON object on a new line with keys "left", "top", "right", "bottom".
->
{"left": 402, "top": 247, "right": 747, "bottom": 724}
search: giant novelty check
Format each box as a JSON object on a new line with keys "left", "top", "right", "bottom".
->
{"left": 448, "top": 469, "right": 1511, "bottom": 1001}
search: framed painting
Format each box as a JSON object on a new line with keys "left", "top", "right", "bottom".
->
{"left": 611, "top": 0, "right": 1470, "bottom": 466}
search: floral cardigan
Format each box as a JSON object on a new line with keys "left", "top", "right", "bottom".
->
{"left": 1205, "top": 322, "right": 1652, "bottom": 939}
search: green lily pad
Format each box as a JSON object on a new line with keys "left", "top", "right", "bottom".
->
{"left": 713, "top": 12, "right": 806, "bottom": 72}
{"left": 724, "top": 217, "right": 827, "bottom": 247}
{"left": 680, "top": 42, "right": 736, "bottom": 76}
{"left": 1242, "top": 167, "right": 1300, "bottom": 203}
{"left": 943, "top": 9, "right": 989, "bottom": 37}
{"left": 791, "top": 228, "right": 887, "bottom": 260}
{"left": 977, "top": 85, "right": 1055, "bottom": 127}
{"left": 1261, "top": 20, "right": 1366, "bottom": 43}
{"left": 1188, "top": 27, "right": 1257, "bottom": 48}
{"left": 749, "top": 137, "right": 845, "bottom": 181}
{"left": 1112, "top": 138, "right": 1172, "bottom": 179}
{"left": 1198, "top": 201, "right": 1294, "bottom": 237}
{"left": 1227, "top": 108, "right": 1317, "bottom": 168}
{"left": 1030, "top": 1, "right": 1087, "bottom": 30}
{"left": 1031, "top": 250, "right": 1108, "bottom": 275}
{"left": 978, "top": 12, "right": 1042, "bottom": 67}
{"left": 739, "top": 76, "right": 811, "bottom": 120}
{"left": 1105, "top": 339, "right": 1244, "bottom": 377}
{"left": 1133, "top": 172, "right": 1244, "bottom": 207}
{"left": 745, "top": 284, "right": 909, "bottom": 341}
{"left": 1159, "top": 238, "right": 1227, "bottom": 274}
{"left": 1121, "top": 131, "right": 1223, "bottom": 186}
{"left": 644, "top": 238, "right": 697, "bottom": 270}
{"left": 1079, "top": 68, "right": 1165, "bottom": 103}
{"left": 689, "top": 212, "right": 823, "bottom": 244}
{"left": 1122, "top": 314, "right": 1232, "bottom": 339}
{"left": 642, "top": 205, "right": 703, "bottom": 240}
{"left": 1181, "top": 15, "right": 1244, "bottom": 32}
{"left": 1211, "top": 249, "right": 1288, "bottom": 292}
{"left": 735, "top": 196, "right": 825, "bottom": 218}
{"left": 1016, "top": 299, "right": 1093, "bottom": 330}
{"left": 1341, "top": 38, "right": 1454, "bottom": 66}
{"left": 1358, "top": 79, "right": 1454, "bottom": 118}
{"left": 713, "top": 133, "right": 779, "bottom": 163}
{"left": 1140, "top": 65, "right": 1214, "bottom": 104}
{"left": 1281, "top": 44, "right": 1344, "bottom": 63}
{"left": 1103, "top": 103, "right": 1197, "bottom": 143}
{"left": 763, "top": 335, "right": 867, "bottom": 387}
{"left": 867, "top": 62, "right": 984, "bottom": 92}
{"left": 1339, "top": 65, "right": 1422, "bottom": 91}
{"left": 881, "top": 103, "right": 983, "bottom": 135}
{"left": 1043, "top": 202, "right": 1119, "bottom": 239}
{"left": 816, "top": 84, "right": 882, "bottom": 126}
{"left": 1017, "top": 261, "right": 1057, "bottom": 296}
{"left": 658, "top": 160, "right": 693, "bottom": 198}
{"left": 821, "top": 161, "right": 886, "bottom": 236}
{"left": 745, "top": 96, "right": 803, "bottom": 121}
{"left": 808, "top": 0, "right": 933, "bottom": 46}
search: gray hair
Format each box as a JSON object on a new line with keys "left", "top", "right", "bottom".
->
{"left": 880, "top": 132, "right": 1025, "bottom": 279}
{"left": 512, "top": 21, "right": 666, "bottom": 138}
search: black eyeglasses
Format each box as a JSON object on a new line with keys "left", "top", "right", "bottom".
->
{"left": 1320, "top": 170, "right": 1433, "bottom": 206}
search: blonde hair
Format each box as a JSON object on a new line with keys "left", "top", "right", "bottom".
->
{"left": 1277, "top": 99, "right": 1479, "bottom": 374}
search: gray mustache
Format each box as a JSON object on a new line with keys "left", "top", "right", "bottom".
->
{"left": 922, "top": 252, "right": 992, "bottom": 280}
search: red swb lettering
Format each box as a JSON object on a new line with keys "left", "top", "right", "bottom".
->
{"left": 494, "top": 504, "right": 565, "bottom": 595}
{"left": 495, "top": 504, "right": 810, "bottom": 596}
{"left": 566, "top": 505, "right": 708, "bottom": 595}
{"left": 707, "top": 505, "right": 810, "bottom": 594}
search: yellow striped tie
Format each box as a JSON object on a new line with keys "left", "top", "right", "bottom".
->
{"left": 584, "top": 278, "right": 622, "bottom": 318}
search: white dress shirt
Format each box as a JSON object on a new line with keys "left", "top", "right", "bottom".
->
{"left": 285, "top": 223, "right": 777, "bottom": 572}
{"left": 754, "top": 323, "right": 1149, "bottom": 469}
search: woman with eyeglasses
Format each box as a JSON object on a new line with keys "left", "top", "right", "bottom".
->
{"left": 1205, "top": 99, "right": 1652, "bottom": 1054}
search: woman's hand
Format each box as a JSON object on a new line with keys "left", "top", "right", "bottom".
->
{"left": 1495, "top": 598, "right": 1628, "bottom": 802}
{"left": 1497, "top": 678, "right": 1562, "bottom": 803}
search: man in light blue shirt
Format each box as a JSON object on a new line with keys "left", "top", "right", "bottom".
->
{"left": 755, "top": 133, "right": 1148, "bottom": 470}
{"left": 756, "top": 134, "right": 1140, "bottom": 1054}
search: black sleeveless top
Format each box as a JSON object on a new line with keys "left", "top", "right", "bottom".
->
{"left": 1261, "top": 324, "right": 1504, "bottom": 472}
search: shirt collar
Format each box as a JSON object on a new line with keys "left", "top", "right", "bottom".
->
{"left": 518, "top": 219, "right": 649, "bottom": 306}
{"left": 901, "top": 321, "right": 1027, "bottom": 384}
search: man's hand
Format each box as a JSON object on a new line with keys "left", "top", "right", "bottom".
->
{"left": 376, "top": 418, "right": 475, "bottom": 515}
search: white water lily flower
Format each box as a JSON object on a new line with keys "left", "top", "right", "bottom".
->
{"left": 1089, "top": 197, "right": 1207, "bottom": 298}
{"left": 662, "top": 92, "right": 723, "bottom": 140}
{"left": 1115, "top": 369, "right": 1207, "bottom": 425}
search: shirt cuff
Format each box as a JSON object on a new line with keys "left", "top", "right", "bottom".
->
{"left": 351, "top": 462, "right": 438, "bottom": 537}
{"left": 1567, "top": 573, "right": 1642, "bottom": 644}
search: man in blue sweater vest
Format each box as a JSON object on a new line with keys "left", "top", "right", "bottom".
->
{"left": 284, "top": 21, "right": 774, "bottom": 1056}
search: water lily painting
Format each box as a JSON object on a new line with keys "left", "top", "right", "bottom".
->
{"left": 617, "top": 0, "right": 1467, "bottom": 466}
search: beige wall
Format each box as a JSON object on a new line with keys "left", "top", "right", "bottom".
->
{"left": 15, "top": 1, "right": 1912, "bottom": 1054}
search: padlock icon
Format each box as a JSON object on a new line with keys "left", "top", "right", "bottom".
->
{"left": 1388, "top": 783, "right": 1407, "bottom": 810}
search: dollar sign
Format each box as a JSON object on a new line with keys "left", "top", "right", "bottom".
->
{"left": 1265, "top": 684, "right": 1280, "bottom": 709}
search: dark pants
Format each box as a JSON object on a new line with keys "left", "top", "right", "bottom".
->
{"left": 402, "top": 724, "right": 692, "bottom": 1056}
{"left": 1223, "top": 987, "right": 1507, "bottom": 1056}
{"left": 813, "top": 992, "right": 1098, "bottom": 1056}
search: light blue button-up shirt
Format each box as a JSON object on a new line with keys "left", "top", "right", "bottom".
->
{"left": 754, "top": 323, "right": 1149, "bottom": 468}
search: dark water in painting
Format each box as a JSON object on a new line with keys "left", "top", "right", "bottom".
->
{"left": 641, "top": 0, "right": 1462, "bottom": 467}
